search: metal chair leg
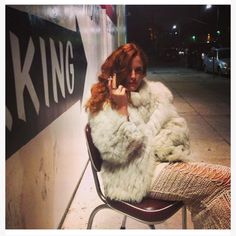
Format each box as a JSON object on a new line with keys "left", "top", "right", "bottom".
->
{"left": 148, "top": 224, "right": 155, "bottom": 229}
{"left": 87, "top": 204, "right": 110, "bottom": 229}
{"left": 120, "top": 215, "right": 127, "bottom": 229}
{"left": 182, "top": 205, "right": 187, "bottom": 229}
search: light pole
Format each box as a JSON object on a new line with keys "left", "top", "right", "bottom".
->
{"left": 205, "top": 5, "right": 220, "bottom": 34}
{"left": 216, "top": 7, "right": 219, "bottom": 30}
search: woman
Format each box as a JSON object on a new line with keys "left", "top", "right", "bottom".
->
{"left": 85, "top": 43, "right": 230, "bottom": 229}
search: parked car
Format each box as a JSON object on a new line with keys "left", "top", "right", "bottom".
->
{"left": 203, "top": 48, "right": 230, "bottom": 76}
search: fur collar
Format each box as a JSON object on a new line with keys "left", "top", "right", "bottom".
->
{"left": 130, "top": 78, "right": 173, "bottom": 108}
{"left": 130, "top": 79, "right": 151, "bottom": 107}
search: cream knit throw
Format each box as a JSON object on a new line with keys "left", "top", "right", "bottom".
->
{"left": 149, "top": 162, "right": 230, "bottom": 229}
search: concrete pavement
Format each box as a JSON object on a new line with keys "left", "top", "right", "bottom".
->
{"left": 62, "top": 66, "right": 230, "bottom": 229}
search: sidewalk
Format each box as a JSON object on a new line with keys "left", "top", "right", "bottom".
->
{"left": 62, "top": 67, "right": 230, "bottom": 229}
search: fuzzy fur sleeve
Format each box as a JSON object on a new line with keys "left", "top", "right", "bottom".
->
{"left": 150, "top": 116, "right": 192, "bottom": 162}
{"left": 144, "top": 81, "right": 191, "bottom": 162}
{"left": 89, "top": 107, "right": 145, "bottom": 165}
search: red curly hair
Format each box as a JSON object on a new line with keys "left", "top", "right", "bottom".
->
{"left": 85, "top": 43, "right": 148, "bottom": 114}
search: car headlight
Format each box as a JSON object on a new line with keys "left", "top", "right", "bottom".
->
{"left": 221, "top": 62, "right": 228, "bottom": 69}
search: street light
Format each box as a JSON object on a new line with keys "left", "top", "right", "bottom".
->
{"left": 171, "top": 24, "right": 181, "bottom": 48}
{"left": 172, "top": 24, "right": 180, "bottom": 36}
{"left": 207, "top": 33, "right": 211, "bottom": 43}
{"left": 206, "top": 5, "right": 212, "bottom": 10}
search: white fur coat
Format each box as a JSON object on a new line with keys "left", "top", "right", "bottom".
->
{"left": 89, "top": 79, "right": 191, "bottom": 202}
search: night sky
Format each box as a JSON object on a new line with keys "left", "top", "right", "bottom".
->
{"left": 126, "top": 5, "right": 230, "bottom": 55}
{"left": 127, "top": 5, "right": 205, "bottom": 29}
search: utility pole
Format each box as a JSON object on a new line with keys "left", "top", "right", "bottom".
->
{"left": 216, "top": 6, "right": 219, "bottom": 30}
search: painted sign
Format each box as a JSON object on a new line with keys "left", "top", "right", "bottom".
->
{"left": 6, "top": 7, "right": 87, "bottom": 158}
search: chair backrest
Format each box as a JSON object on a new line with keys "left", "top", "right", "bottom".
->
{"left": 85, "top": 124, "right": 107, "bottom": 202}
{"left": 85, "top": 124, "right": 103, "bottom": 172}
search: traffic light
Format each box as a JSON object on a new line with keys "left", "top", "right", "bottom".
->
{"left": 217, "top": 30, "right": 221, "bottom": 35}
{"left": 192, "top": 35, "right": 196, "bottom": 41}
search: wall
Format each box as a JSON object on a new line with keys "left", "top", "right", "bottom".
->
{"left": 6, "top": 5, "right": 126, "bottom": 229}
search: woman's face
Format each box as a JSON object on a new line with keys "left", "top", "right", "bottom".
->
{"left": 125, "top": 55, "right": 145, "bottom": 92}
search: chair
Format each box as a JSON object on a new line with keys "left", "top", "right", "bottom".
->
{"left": 85, "top": 124, "right": 187, "bottom": 229}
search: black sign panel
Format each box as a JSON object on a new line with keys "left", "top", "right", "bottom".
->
{"left": 6, "top": 7, "right": 87, "bottom": 159}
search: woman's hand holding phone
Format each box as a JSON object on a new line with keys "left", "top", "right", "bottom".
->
{"left": 108, "top": 74, "right": 129, "bottom": 117}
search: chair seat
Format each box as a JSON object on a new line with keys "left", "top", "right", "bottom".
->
{"left": 107, "top": 197, "right": 183, "bottom": 222}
